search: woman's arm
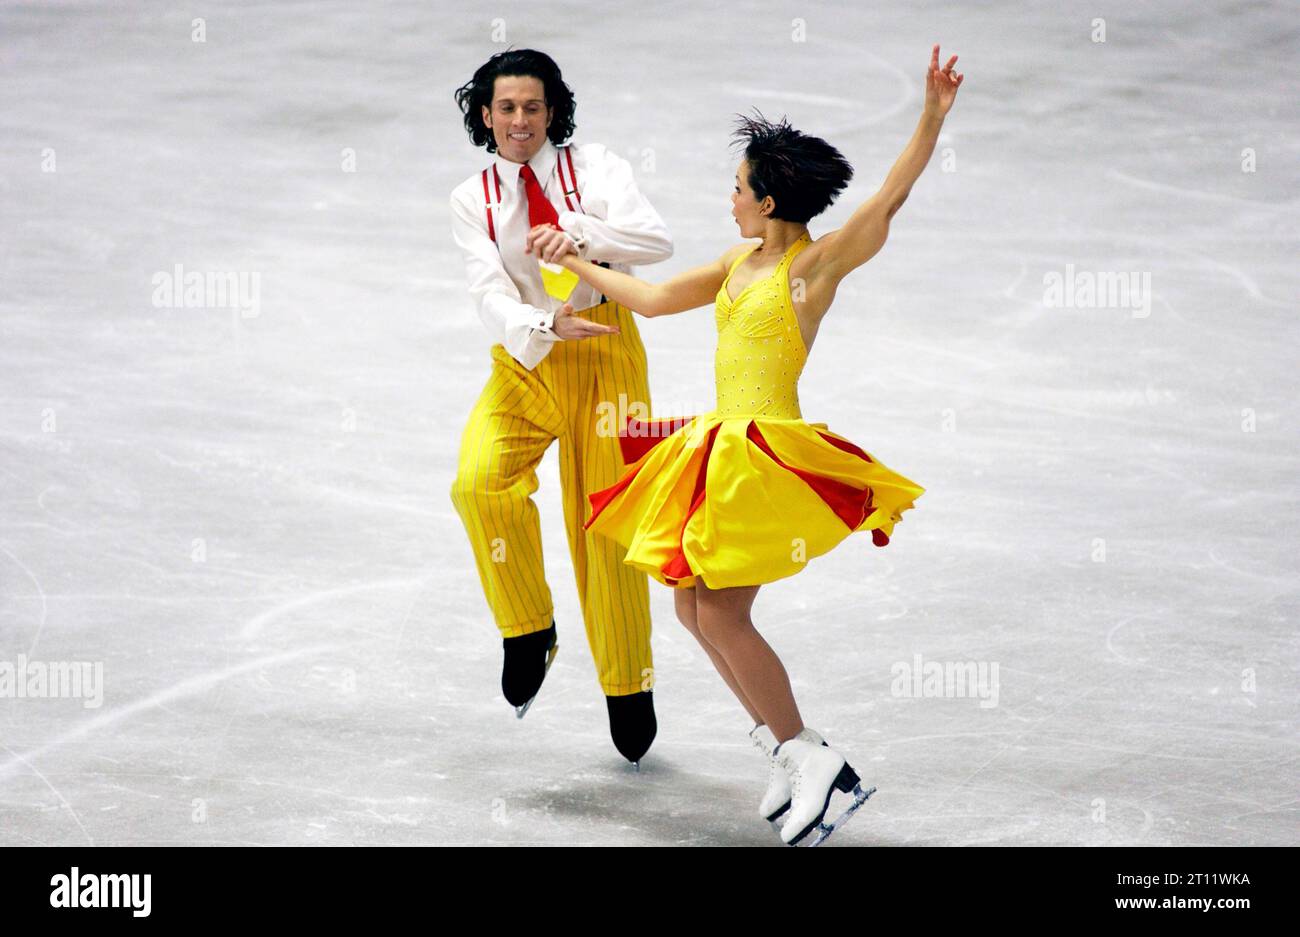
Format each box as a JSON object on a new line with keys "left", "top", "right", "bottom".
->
{"left": 814, "top": 44, "right": 963, "bottom": 281}
{"left": 556, "top": 143, "right": 674, "bottom": 266}
{"left": 558, "top": 250, "right": 735, "bottom": 317}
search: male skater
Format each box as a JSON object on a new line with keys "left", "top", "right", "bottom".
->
{"left": 449, "top": 49, "right": 673, "bottom": 764}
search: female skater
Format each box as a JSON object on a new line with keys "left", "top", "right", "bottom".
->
{"left": 528, "top": 45, "right": 963, "bottom": 845}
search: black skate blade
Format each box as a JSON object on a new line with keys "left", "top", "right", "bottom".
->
{"left": 513, "top": 642, "right": 559, "bottom": 719}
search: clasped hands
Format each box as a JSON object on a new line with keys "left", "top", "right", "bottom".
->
{"left": 525, "top": 223, "right": 579, "bottom": 264}
{"left": 524, "top": 224, "right": 617, "bottom": 339}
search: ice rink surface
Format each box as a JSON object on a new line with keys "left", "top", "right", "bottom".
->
{"left": 1, "top": 0, "right": 1296, "bottom": 845}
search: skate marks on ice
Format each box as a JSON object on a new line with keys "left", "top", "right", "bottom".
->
{"left": 0, "top": 744, "right": 95, "bottom": 846}
{"left": 0, "top": 644, "right": 345, "bottom": 784}
{"left": 238, "top": 573, "right": 432, "bottom": 640}
{"left": 500, "top": 753, "right": 792, "bottom": 846}
{"left": 0, "top": 542, "right": 49, "bottom": 656}
{"left": 0, "top": 574, "right": 438, "bottom": 844}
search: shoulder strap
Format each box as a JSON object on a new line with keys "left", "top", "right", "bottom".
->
{"left": 727, "top": 245, "right": 756, "bottom": 277}
{"left": 777, "top": 233, "right": 812, "bottom": 272}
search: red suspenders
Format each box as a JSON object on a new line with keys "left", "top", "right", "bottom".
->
{"left": 479, "top": 144, "right": 609, "bottom": 301}
{"left": 480, "top": 163, "right": 502, "bottom": 242}
{"left": 482, "top": 144, "right": 585, "bottom": 246}
{"left": 556, "top": 145, "right": 584, "bottom": 213}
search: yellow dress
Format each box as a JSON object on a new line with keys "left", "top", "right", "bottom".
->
{"left": 583, "top": 231, "right": 924, "bottom": 590}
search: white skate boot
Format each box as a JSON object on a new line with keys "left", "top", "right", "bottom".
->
{"left": 773, "top": 735, "right": 876, "bottom": 846}
{"left": 749, "top": 725, "right": 826, "bottom": 832}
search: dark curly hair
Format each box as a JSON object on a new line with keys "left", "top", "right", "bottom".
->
{"left": 454, "top": 49, "right": 576, "bottom": 153}
{"left": 731, "top": 110, "right": 854, "bottom": 224}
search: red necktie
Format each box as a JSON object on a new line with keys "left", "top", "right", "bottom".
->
{"left": 519, "top": 162, "right": 562, "bottom": 231}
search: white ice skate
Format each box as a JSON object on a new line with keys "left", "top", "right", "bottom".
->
{"left": 773, "top": 735, "right": 875, "bottom": 846}
{"left": 750, "top": 725, "right": 826, "bottom": 833}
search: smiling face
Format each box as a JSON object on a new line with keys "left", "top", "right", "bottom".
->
{"left": 731, "top": 159, "right": 774, "bottom": 238}
{"left": 481, "top": 74, "right": 553, "bottom": 164}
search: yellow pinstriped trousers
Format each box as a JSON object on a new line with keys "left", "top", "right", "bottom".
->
{"left": 450, "top": 300, "right": 653, "bottom": 697}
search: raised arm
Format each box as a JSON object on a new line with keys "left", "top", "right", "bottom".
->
{"left": 559, "top": 247, "right": 741, "bottom": 317}
{"left": 815, "top": 44, "right": 963, "bottom": 281}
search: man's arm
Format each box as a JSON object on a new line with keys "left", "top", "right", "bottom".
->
{"left": 449, "top": 190, "right": 562, "bottom": 370}
{"left": 555, "top": 143, "right": 673, "bottom": 266}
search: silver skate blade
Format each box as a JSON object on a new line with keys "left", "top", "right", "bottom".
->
{"left": 806, "top": 784, "right": 876, "bottom": 847}
{"left": 512, "top": 642, "right": 559, "bottom": 720}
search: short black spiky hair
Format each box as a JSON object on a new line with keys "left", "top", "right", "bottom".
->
{"left": 454, "top": 48, "right": 576, "bottom": 153}
{"left": 731, "top": 110, "right": 854, "bottom": 224}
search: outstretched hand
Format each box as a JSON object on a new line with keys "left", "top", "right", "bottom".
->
{"left": 924, "top": 43, "right": 963, "bottom": 117}
{"left": 552, "top": 302, "right": 620, "bottom": 340}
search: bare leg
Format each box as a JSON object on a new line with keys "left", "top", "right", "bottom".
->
{"left": 673, "top": 586, "right": 763, "bottom": 726}
{"left": 694, "top": 580, "right": 804, "bottom": 743}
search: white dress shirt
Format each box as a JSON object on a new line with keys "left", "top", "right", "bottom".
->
{"left": 449, "top": 137, "right": 674, "bottom": 370}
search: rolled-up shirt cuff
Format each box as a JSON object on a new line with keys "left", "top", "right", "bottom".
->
{"left": 528, "top": 308, "right": 563, "bottom": 342}
{"left": 557, "top": 211, "right": 589, "bottom": 257}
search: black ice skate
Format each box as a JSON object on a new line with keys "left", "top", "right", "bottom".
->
{"left": 606, "top": 690, "right": 656, "bottom": 769}
{"left": 502, "top": 622, "right": 558, "bottom": 719}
